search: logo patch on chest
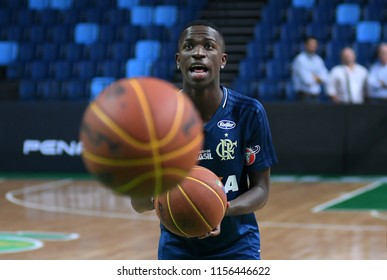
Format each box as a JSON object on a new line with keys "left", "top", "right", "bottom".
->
{"left": 216, "top": 138, "right": 238, "bottom": 161}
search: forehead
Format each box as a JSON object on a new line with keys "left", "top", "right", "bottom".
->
{"left": 181, "top": 25, "right": 220, "bottom": 42}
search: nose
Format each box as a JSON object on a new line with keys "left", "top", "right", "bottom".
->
{"left": 192, "top": 45, "right": 206, "bottom": 59}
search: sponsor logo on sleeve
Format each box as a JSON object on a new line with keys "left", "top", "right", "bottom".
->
{"left": 245, "top": 145, "right": 261, "bottom": 165}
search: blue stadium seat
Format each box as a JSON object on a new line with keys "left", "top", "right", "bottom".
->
{"left": 286, "top": 8, "right": 311, "bottom": 24}
{"left": 306, "top": 22, "right": 330, "bottom": 40}
{"left": 311, "top": 7, "right": 335, "bottom": 24}
{"left": 38, "top": 43, "right": 60, "bottom": 61}
{"left": 6, "top": 62, "right": 24, "bottom": 79}
{"left": 336, "top": 4, "right": 360, "bottom": 25}
{"left": 18, "top": 43, "right": 35, "bottom": 62}
{"left": 36, "top": 10, "right": 58, "bottom": 25}
{"left": 131, "top": 6, "right": 153, "bottom": 26}
{"left": 27, "top": 61, "right": 49, "bottom": 80}
{"left": 325, "top": 40, "right": 352, "bottom": 61}
{"left": 62, "top": 80, "right": 86, "bottom": 100}
{"left": 90, "top": 77, "right": 115, "bottom": 100}
{"left": 75, "top": 60, "right": 97, "bottom": 80}
{"left": 99, "top": 25, "right": 116, "bottom": 43}
{"left": 135, "top": 40, "right": 161, "bottom": 61}
{"left": 266, "top": 59, "right": 291, "bottom": 80}
{"left": 0, "top": 41, "right": 18, "bottom": 65}
{"left": 29, "top": 0, "right": 49, "bottom": 10}
{"left": 104, "top": 9, "right": 130, "bottom": 25}
{"left": 152, "top": 60, "right": 175, "bottom": 80}
{"left": 120, "top": 24, "right": 141, "bottom": 42}
{"left": 331, "top": 25, "right": 355, "bottom": 42}
{"left": 384, "top": 24, "right": 387, "bottom": 41}
{"left": 362, "top": 4, "right": 384, "bottom": 21}
{"left": 50, "top": 0, "right": 73, "bottom": 10}
{"left": 19, "top": 80, "right": 37, "bottom": 101}
{"left": 94, "top": 0, "right": 112, "bottom": 9}
{"left": 239, "top": 59, "right": 263, "bottom": 80}
{"left": 27, "top": 25, "right": 46, "bottom": 43}
{"left": 125, "top": 58, "right": 153, "bottom": 77}
{"left": 100, "top": 60, "right": 123, "bottom": 77}
{"left": 86, "top": 43, "right": 107, "bottom": 61}
{"left": 232, "top": 78, "right": 255, "bottom": 98}
{"left": 284, "top": 82, "right": 297, "bottom": 101}
{"left": 6, "top": 26, "right": 24, "bottom": 41}
{"left": 154, "top": 5, "right": 178, "bottom": 27}
{"left": 0, "top": 10, "right": 11, "bottom": 26}
{"left": 272, "top": 41, "right": 300, "bottom": 60}
{"left": 49, "top": 25, "right": 71, "bottom": 43}
{"left": 253, "top": 23, "right": 277, "bottom": 41}
{"left": 117, "top": 0, "right": 140, "bottom": 9}
{"left": 58, "top": 9, "right": 79, "bottom": 25}
{"left": 37, "top": 80, "right": 62, "bottom": 100}
{"left": 82, "top": 8, "right": 103, "bottom": 23}
{"left": 258, "top": 80, "right": 282, "bottom": 101}
{"left": 292, "top": 0, "right": 315, "bottom": 8}
{"left": 141, "top": 25, "right": 168, "bottom": 41}
{"left": 15, "top": 9, "right": 37, "bottom": 26}
{"left": 74, "top": 23, "right": 99, "bottom": 45}
{"left": 356, "top": 21, "right": 381, "bottom": 43}
{"left": 61, "top": 43, "right": 84, "bottom": 61}
{"left": 353, "top": 42, "right": 378, "bottom": 66}
{"left": 280, "top": 23, "right": 304, "bottom": 41}
{"left": 51, "top": 61, "right": 73, "bottom": 81}
{"left": 109, "top": 42, "right": 132, "bottom": 61}
{"left": 246, "top": 40, "right": 270, "bottom": 60}
{"left": 261, "top": 5, "right": 285, "bottom": 24}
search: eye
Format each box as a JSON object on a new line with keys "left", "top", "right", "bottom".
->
{"left": 184, "top": 43, "right": 193, "bottom": 50}
{"left": 205, "top": 43, "right": 214, "bottom": 50}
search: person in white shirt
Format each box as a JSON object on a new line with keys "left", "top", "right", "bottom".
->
{"left": 327, "top": 47, "right": 368, "bottom": 104}
{"left": 292, "top": 37, "right": 329, "bottom": 101}
{"left": 367, "top": 43, "right": 387, "bottom": 103}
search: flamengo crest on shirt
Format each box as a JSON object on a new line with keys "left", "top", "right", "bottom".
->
{"left": 216, "top": 138, "right": 238, "bottom": 161}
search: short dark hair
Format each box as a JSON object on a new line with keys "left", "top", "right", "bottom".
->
{"left": 304, "top": 36, "right": 317, "bottom": 44}
{"left": 177, "top": 20, "right": 226, "bottom": 51}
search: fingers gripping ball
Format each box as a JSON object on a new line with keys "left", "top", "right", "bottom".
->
{"left": 155, "top": 166, "right": 228, "bottom": 238}
{"left": 80, "top": 78, "right": 203, "bottom": 198}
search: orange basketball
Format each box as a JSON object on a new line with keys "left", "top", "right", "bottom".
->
{"left": 79, "top": 77, "right": 203, "bottom": 198}
{"left": 155, "top": 165, "right": 228, "bottom": 238}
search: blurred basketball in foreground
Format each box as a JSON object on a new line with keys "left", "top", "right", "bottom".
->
{"left": 80, "top": 77, "right": 203, "bottom": 198}
{"left": 155, "top": 166, "right": 227, "bottom": 238}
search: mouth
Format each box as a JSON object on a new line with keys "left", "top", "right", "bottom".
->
{"left": 189, "top": 65, "right": 209, "bottom": 80}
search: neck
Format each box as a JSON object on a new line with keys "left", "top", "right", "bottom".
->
{"left": 182, "top": 83, "right": 223, "bottom": 123}
{"left": 346, "top": 63, "right": 355, "bottom": 69}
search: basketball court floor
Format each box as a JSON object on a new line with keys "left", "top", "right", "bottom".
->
{"left": 0, "top": 174, "right": 386, "bottom": 260}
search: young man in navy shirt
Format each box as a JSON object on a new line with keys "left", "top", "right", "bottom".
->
{"left": 132, "top": 20, "right": 277, "bottom": 260}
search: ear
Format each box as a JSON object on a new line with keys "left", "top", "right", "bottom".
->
{"left": 221, "top": 53, "right": 228, "bottom": 68}
{"left": 175, "top": 53, "right": 180, "bottom": 69}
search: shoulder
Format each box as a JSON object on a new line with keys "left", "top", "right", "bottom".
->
{"left": 293, "top": 52, "right": 304, "bottom": 62}
{"left": 355, "top": 64, "right": 368, "bottom": 74}
{"left": 330, "top": 65, "right": 342, "bottom": 73}
{"left": 226, "top": 88, "right": 266, "bottom": 116}
{"left": 369, "top": 62, "right": 380, "bottom": 72}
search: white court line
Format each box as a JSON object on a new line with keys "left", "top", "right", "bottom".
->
{"left": 5, "top": 180, "right": 158, "bottom": 222}
{"left": 370, "top": 211, "right": 387, "bottom": 221}
{"left": 312, "top": 178, "right": 387, "bottom": 213}
{"left": 6, "top": 180, "right": 386, "bottom": 232}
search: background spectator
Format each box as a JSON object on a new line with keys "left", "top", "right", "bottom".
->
{"left": 327, "top": 47, "right": 368, "bottom": 104}
{"left": 367, "top": 43, "right": 387, "bottom": 103}
{"left": 292, "top": 37, "right": 329, "bottom": 102}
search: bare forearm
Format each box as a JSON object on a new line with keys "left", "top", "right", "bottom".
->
{"left": 225, "top": 184, "right": 268, "bottom": 216}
